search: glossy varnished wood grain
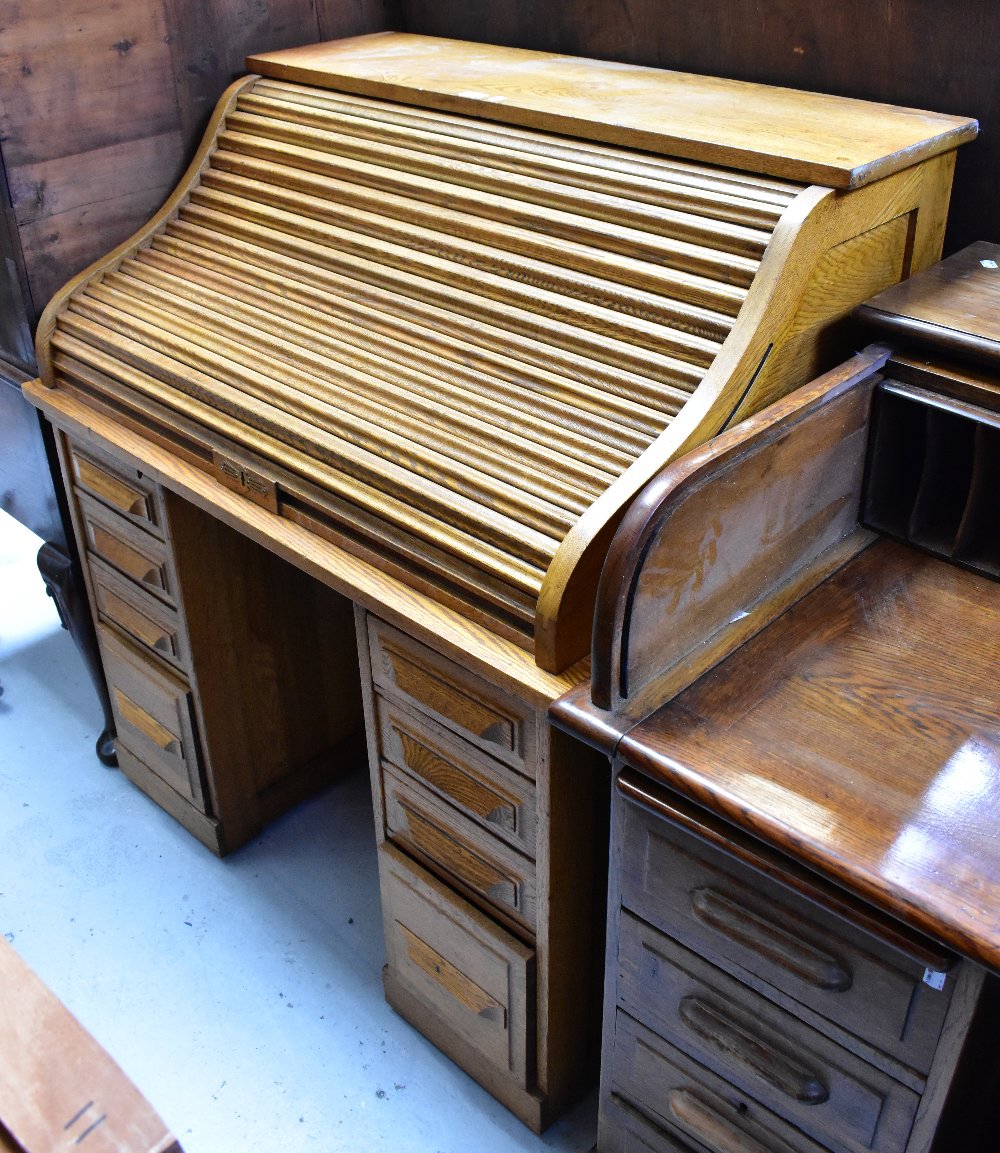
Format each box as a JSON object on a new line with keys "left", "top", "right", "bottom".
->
{"left": 858, "top": 241, "right": 1000, "bottom": 368}
{"left": 248, "top": 34, "right": 977, "bottom": 189}
{"left": 588, "top": 347, "right": 887, "bottom": 717}
{"left": 617, "top": 538, "right": 1000, "bottom": 971}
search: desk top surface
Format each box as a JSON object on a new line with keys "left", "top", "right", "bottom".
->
{"left": 858, "top": 240, "right": 1000, "bottom": 368}
{"left": 611, "top": 538, "right": 1000, "bottom": 971}
{"left": 248, "top": 33, "right": 977, "bottom": 189}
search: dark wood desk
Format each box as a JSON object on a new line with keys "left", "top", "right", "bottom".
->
{"left": 554, "top": 245, "right": 1000, "bottom": 1153}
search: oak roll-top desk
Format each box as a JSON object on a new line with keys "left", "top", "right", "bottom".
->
{"left": 23, "top": 33, "right": 976, "bottom": 1131}
{"left": 552, "top": 242, "right": 1000, "bottom": 1152}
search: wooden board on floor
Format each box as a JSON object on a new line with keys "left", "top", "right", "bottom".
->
{"left": 0, "top": 938, "right": 182, "bottom": 1153}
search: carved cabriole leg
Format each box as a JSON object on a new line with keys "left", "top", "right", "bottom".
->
{"left": 36, "top": 541, "right": 117, "bottom": 767}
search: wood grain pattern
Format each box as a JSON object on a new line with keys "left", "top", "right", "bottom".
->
{"left": 858, "top": 240, "right": 1000, "bottom": 368}
{"left": 0, "top": 939, "right": 182, "bottom": 1153}
{"left": 26, "top": 379, "right": 587, "bottom": 707}
{"left": 617, "top": 540, "right": 1000, "bottom": 972}
{"left": 617, "top": 775, "right": 955, "bottom": 1074}
{"left": 397, "top": 0, "right": 1000, "bottom": 255}
{"left": 0, "top": 1, "right": 398, "bottom": 321}
{"left": 618, "top": 914, "right": 922, "bottom": 1153}
{"left": 606, "top": 1012, "right": 833, "bottom": 1153}
{"left": 32, "top": 44, "right": 969, "bottom": 669}
{"left": 375, "top": 693, "right": 538, "bottom": 854}
{"left": 589, "top": 347, "right": 888, "bottom": 715}
{"left": 248, "top": 34, "right": 976, "bottom": 189}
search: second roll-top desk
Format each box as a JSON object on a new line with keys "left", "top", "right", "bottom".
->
{"left": 23, "top": 33, "right": 976, "bottom": 1131}
{"left": 554, "top": 244, "right": 1000, "bottom": 1152}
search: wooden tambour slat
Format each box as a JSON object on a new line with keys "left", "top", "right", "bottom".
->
{"left": 36, "top": 74, "right": 800, "bottom": 649}
{"left": 88, "top": 272, "right": 610, "bottom": 511}
{"left": 216, "top": 121, "right": 768, "bottom": 283}
{"left": 38, "top": 45, "right": 964, "bottom": 667}
{"left": 107, "top": 260, "right": 631, "bottom": 485}
{"left": 49, "top": 344, "right": 549, "bottom": 604}
{"left": 155, "top": 221, "right": 701, "bottom": 412}
{"left": 134, "top": 245, "right": 661, "bottom": 454}
{"left": 184, "top": 184, "right": 728, "bottom": 362}
{"left": 245, "top": 81, "right": 801, "bottom": 216}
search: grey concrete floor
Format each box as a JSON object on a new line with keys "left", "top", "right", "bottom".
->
{"left": 0, "top": 509, "right": 597, "bottom": 1153}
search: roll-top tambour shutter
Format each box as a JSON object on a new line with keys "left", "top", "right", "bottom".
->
{"left": 45, "top": 78, "right": 799, "bottom": 639}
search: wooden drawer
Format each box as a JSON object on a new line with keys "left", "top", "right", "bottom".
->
{"left": 67, "top": 441, "right": 162, "bottom": 535}
{"left": 367, "top": 616, "right": 536, "bottom": 774}
{"left": 618, "top": 912, "right": 919, "bottom": 1153}
{"left": 379, "top": 842, "right": 535, "bottom": 1087}
{"left": 77, "top": 490, "right": 175, "bottom": 605}
{"left": 605, "top": 1012, "right": 829, "bottom": 1153}
{"left": 383, "top": 760, "right": 537, "bottom": 933}
{"left": 375, "top": 693, "right": 537, "bottom": 858}
{"left": 90, "top": 556, "right": 186, "bottom": 669}
{"left": 619, "top": 784, "right": 953, "bottom": 1072}
{"left": 100, "top": 627, "right": 205, "bottom": 808}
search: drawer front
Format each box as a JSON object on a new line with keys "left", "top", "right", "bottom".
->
{"left": 77, "top": 491, "right": 175, "bottom": 605}
{"left": 100, "top": 627, "right": 205, "bottom": 807}
{"left": 376, "top": 693, "right": 537, "bottom": 857}
{"left": 619, "top": 790, "right": 952, "bottom": 1071}
{"left": 618, "top": 913, "right": 919, "bottom": 1153}
{"left": 379, "top": 842, "right": 534, "bottom": 1086}
{"left": 383, "top": 761, "right": 537, "bottom": 933}
{"left": 606, "top": 1012, "right": 829, "bottom": 1153}
{"left": 367, "top": 616, "right": 535, "bottom": 774}
{"left": 67, "top": 442, "right": 162, "bottom": 535}
{"left": 90, "top": 556, "right": 186, "bottom": 668}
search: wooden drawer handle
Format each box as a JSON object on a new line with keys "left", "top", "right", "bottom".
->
{"left": 102, "top": 590, "right": 175, "bottom": 655}
{"left": 400, "top": 804, "right": 518, "bottom": 910}
{"left": 667, "top": 1089, "right": 770, "bottom": 1153}
{"left": 75, "top": 457, "right": 150, "bottom": 518}
{"left": 91, "top": 527, "right": 163, "bottom": 589}
{"left": 382, "top": 648, "right": 515, "bottom": 751}
{"left": 112, "top": 688, "right": 181, "bottom": 757}
{"left": 395, "top": 727, "right": 516, "bottom": 832}
{"left": 690, "top": 887, "right": 852, "bottom": 992}
{"left": 678, "top": 996, "right": 828, "bottom": 1106}
{"left": 398, "top": 923, "right": 504, "bottom": 1023}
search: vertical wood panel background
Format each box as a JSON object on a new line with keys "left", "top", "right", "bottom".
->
{"left": 0, "top": 0, "right": 399, "bottom": 321}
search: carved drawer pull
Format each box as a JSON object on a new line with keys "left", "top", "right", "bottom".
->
{"left": 667, "top": 1089, "right": 771, "bottom": 1153}
{"left": 382, "top": 648, "right": 515, "bottom": 751}
{"left": 400, "top": 804, "right": 519, "bottom": 910}
{"left": 398, "top": 923, "right": 504, "bottom": 1022}
{"left": 91, "top": 527, "right": 163, "bottom": 589}
{"left": 690, "top": 887, "right": 852, "bottom": 991}
{"left": 395, "top": 727, "right": 516, "bottom": 832}
{"left": 103, "top": 592, "right": 176, "bottom": 655}
{"left": 678, "top": 996, "right": 829, "bottom": 1105}
{"left": 112, "top": 688, "right": 182, "bottom": 757}
{"left": 75, "top": 457, "right": 150, "bottom": 519}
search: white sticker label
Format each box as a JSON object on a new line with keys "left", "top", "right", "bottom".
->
{"left": 923, "top": 968, "right": 947, "bottom": 991}
{"left": 980, "top": 259, "right": 998, "bottom": 269}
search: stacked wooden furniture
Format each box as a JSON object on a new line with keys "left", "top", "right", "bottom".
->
{"left": 24, "top": 33, "right": 976, "bottom": 1131}
{"left": 553, "top": 243, "right": 1000, "bottom": 1152}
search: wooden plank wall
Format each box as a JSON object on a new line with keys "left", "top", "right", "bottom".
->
{"left": 0, "top": 0, "right": 399, "bottom": 325}
{"left": 398, "top": 0, "right": 999, "bottom": 255}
